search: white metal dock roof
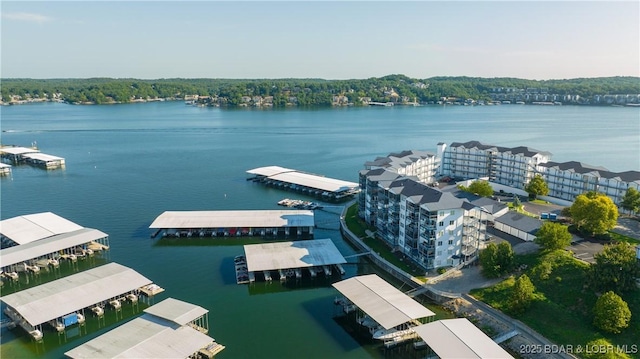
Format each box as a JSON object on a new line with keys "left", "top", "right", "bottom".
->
{"left": 246, "top": 165, "right": 295, "bottom": 177}
{"left": 0, "top": 146, "right": 40, "bottom": 155}
{"left": 149, "top": 210, "right": 314, "bottom": 229}
{"left": 0, "top": 228, "right": 108, "bottom": 268}
{"left": 143, "top": 297, "right": 208, "bottom": 326}
{"left": 0, "top": 163, "right": 11, "bottom": 168}
{"left": 247, "top": 165, "right": 359, "bottom": 193}
{"left": 332, "top": 274, "right": 435, "bottom": 330}
{"left": 0, "top": 212, "right": 84, "bottom": 245}
{"left": 243, "top": 238, "right": 346, "bottom": 272}
{"left": 1, "top": 263, "right": 153, "bottom": 327}
{"left": 65, "top": 310, "right": 215, "bottom": 358}
{"left": 269, "top": 171, "right": 359, "bottom": 193}
{"left": 22, "top": 152, "right": 65, "bottom": 162}
{"left": 413, "top": 318, "right": 513, "bottom": 358}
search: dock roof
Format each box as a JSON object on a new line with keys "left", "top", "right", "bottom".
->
{"left": 0, "top": 228, "right": 108, "bottom": 268}
{"left": 247, "top": 166, "right": 359, "bottom": 193}
{"left": 332, "top": 274, "right": 435, "bottom": 329}
{"left": 243, "top": 238, "right": 346, "bottom": 272}
{"left": 0, "top": 146, "right": 40, "bottom": 155}
{"left": 143, "top": 298, "right": 208, "bottom": 326}
{"left": 413, "top": 318, "right": 513, "bottom": 358}
{"left": 0, "top": 163, "right": 11, "bottom": 169}
{"left": 65, "top": 299, "right": 216, "bottom": 359}
{"left": 1, "top": 263, "right": 152, "bottom": 327}
{"left": 149, "top": 210, "right": 314, "bottom": 229}
{"left": 22, "top": 152, "right": 65, "bottom": 162}
{"left": 0, "top": 212, "right": 84, "bottom": 245}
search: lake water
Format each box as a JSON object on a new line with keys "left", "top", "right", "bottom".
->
{"left": 1, "top": 102, "right": 638, "bottom": 358}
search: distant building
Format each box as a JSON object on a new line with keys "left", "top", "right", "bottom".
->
{"left": 439, "top": 140, "right": 552, "bottom": 189}
{"left": 364, "top": 150, "right": 440, "bottom": 184}
{"left": 537, "top": 161, "right": 640, "bottom": 205}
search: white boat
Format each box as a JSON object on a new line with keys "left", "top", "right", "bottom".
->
{"left": 335, "top": 263, "right": 345, "bottom": 275}
{"left": 77, "top": 313, "right": 85, "bottom": 324}
{"left": 372, "top": 325, "right": 415, "bottom": 340}
{"left": 263, "top": 271, "right": 272, "bottom": 281}
{"left": 294, "top": 268, "right": 302, "bottom": 279}
{"left": 126, "top": 293, "right": 138, "bottom": 303}
{"left": 322, "top": 265, "right": 332, "bottom": 276}
{"left": 357, "top": 315, "right": 378, "bottom": 329}
{"left": 308, "top": 266, "right": 318, "bottom": 277}
{"left": 109, "top": 299, "right": 121, "bottom": 309}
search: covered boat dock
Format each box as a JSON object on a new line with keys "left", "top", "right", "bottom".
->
{"left": 1, "top": 263, "right": 163, "bottom": 341}
{"left": 0, "top": 228, "right": 110, "bottom": 278}
{"left": 241, "top": 238, "right": 347, "bottom": 282}
{"left": 149, "top": 210, "right": 315, "bottom": 239}
{"left": 65, "top": 298, "right": 225, "bottom": 359}
{"left": 332, "top": 274, "right": 435, "bottom": 345}
{"left": 412, "top": 318, "right": 513, "bottom": 358}
{"left": 247, "top": 166, "right": 360, "bottom": 200}
{"left": 0, "top": 212, "right": 85, "bottom": 248}
{"left": 0, "top": 146, "right": 65, "bottom": 169}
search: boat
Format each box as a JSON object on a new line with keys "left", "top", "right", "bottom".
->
{"left": 263, "top": 270, "right": 272, "bottom": 281}
{"left": 294, "top": 268, "right": 302, "bottom": 279}
{"left": 322, "top": 265, "right": 332, "bottom": 276}
{"left": 372, "top": 324, "right": 415, "bottom": 340}
{"left": 335, "top": 263, "right": 345, "bottom": 275}
{"left": 109, "top": 299, "right": 121, "bottom": 309}
{"left": 126, "top": 293, "right": 138, "bottom": 303}
{"left": 91, "top": 306, "right": 104, "bottom": 316}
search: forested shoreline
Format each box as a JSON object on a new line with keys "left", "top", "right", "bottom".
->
{"left": 2, "top": 75, "right": 639, "bottom": 107}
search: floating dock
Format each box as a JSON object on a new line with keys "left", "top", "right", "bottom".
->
{"left": 1, "top": 212, "right": 85, "bottom": 248}
{"left": 65, "top": 298, "right": 225, "bottom": 359}
{"left": 247, "top": 166, "right": 360, "bottom": 201}
{"left": 0, "top": 146, "right": 65, "bottom": 169}
{"left": 0, "top": 163, "right": 11, "bottom": 176}
{"left": 149, "top": 210, "right": 315, "bottom": 239}
{"left": 1, "top": 263, "right": 163, "bottom": 341}
{"left": 239, "top": 238, "right": 347, "bottom": 284}
{"left": 277, "top": 198, "right": 323, "bottom": 210}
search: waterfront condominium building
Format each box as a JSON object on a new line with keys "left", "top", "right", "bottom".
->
{"left": 536, "top": 161, "right": 640, "bottom": 206}
{"left": 359, "top": 168, "right": 485, "bottom": 270}
{"left": 364, "top": 150, "right": 440, "bottom": 184}
{"left": 439, "top": 140, "right": 552, "bottom": 189}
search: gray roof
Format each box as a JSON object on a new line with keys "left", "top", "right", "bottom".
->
{"left": 65, "top": 298, "right": 217, "bottom": 359}
{"left": 0, "top": 212, "right": 84, "bottom": 245}
{"left": 449, "top": 140, "right": 551, "bottom": 157}
{"left": 540, "top": 161, "right": 640, "bottom": 183}
{"left": 1, "top": 263, "right": 153, "bottom": 327}
{"left": 0, "top": 146, "right": 40, "bottom": 155}
{"left": 364, "top": 150, "right": 436, "bottom": 170}
{"left": 494, "top": 212, "right": 542, "bottom": 234}
{"left": 0, "top": 228, "right": 108, "bottom": 268}
{"left": 387, "top": 178, "right": 464, "bottom": 211}
{"left": 243, "top": 238, "right": 346, "bottom": 272}
{"left": 149, "top": 210, "right": 314, "bottom": 229}
{"left": 332, "top": 274, "right": 435, "bottom": 329}
{"left": 413, "top": 318, "right": 513, "bottom": 358}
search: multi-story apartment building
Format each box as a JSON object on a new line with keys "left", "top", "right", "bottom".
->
{"left": 364, "top": 150, "right": 439, "bottom": 184}
{"left": 537, "top": 161, "right": 640, "bottom": 205}
{"left": 359, "top": 168, "right": 485, "bottom": 270}
{"left": 439, "top": 140, "right": 552, "bottom": 189}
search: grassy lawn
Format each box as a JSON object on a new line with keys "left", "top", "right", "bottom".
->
{"left": 471, "top": 250, "right": 640, "bottom": 357}
{"left": 506, "top": 202, "right": 538, "bottom": 218}
{"left": 344, "top": 203, "right": 425, "bottom": 278}
{"left": 609, "top": 231, "right": 640, "bottom": 245}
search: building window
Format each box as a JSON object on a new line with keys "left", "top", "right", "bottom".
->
{"left": 447, "top": 249, "right": 453, "bottom": 255}
{"left": 448, "top": 230, "right": 454, "bottom": 236}
{"left": 437, "top": 241, "right": 442, "bottom": 246}
{"left": 450, "top": 210, "right": 455, "bottom": 215}
{"left": 438, "top": 211, "right": 444, "bottom": 216}
{"left": 448, "top": 239, "right": 453, "bottom": 245}
{"left": 438, "top": 221, "right": 444, "bottom": 227}
{"left": 449, "top": 220, "right": 454, "bottom": 225}
{"left": 437, "top": 250, "right": 442, "bottom": 256}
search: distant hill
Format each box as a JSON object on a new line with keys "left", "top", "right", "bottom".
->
{"left": 2, "top": 75, "right": 639, "bottom": 107}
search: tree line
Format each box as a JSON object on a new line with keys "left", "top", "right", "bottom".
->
{"left": 2, "top": 75, "right": 639, "bottom": 106}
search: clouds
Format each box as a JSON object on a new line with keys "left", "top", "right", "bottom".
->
{"left": 2, "top": 12, "right": 53, "bottom": 24}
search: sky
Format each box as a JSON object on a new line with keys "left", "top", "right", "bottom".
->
{"left": 1, "top": 1, "right": 639, "bottom": 80}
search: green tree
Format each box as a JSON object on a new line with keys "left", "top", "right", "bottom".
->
{"left": 534, "top": 222, "right": 572, "bottom": 251}
{"left": 592, "top": 291, "right": 631, "bottom": 334}
{"left": 479, "top": 243, "right": 500, "bottom": 278}
{"left": 479, "top": 242, "right": 514, "bottom": 278}
{"left": 496, "top": 241, "right": 515, "bottom": 273}
{"left": 570, "top": 192, "right": 618, "bottom": 235}
{"left": 588, "top": 242, "right": 640, "bottom": 294}
{"left": 465, "top": 180, "right": 494, "bottom": 197}
{"left": 509, "top": 274, "right": 535, "bottom": 314}
{"left": 584, "top": 338, "right": 631, "bottom": 359}
{"left": 525, "top": 174, "right": 549, "bottom": 200}
{"left": 621, "top": 187, "right": 640, "bottom": 215}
